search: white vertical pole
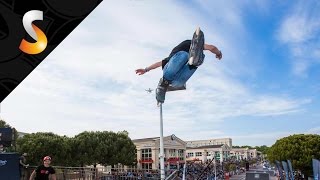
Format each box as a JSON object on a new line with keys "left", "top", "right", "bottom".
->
{"left": 215, "top": 159, "right": 217, "bottom": 180}
{"left": 159, "top": 103, "right": 165, "bottom": 179}
{"left": 182, "top": 163, "right": 186, "bottom": 180}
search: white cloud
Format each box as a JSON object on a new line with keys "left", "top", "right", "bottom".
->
{"left": 278, "top": 17, "right": 320, "bottom": 44}
{"left": 276, "top": 1, "right": 320, "bottom": 76}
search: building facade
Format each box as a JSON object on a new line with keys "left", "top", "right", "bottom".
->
{"left": 132, "top": 135, "right": 261, "bottom": 169}
{"left": 186, "top": 138, "right": 232, "bottom": 148}
{"left": 132, "top": 134, "right": 187, "bottom": 170}
{"left": 186, "top": 144, "right": 231, "bottom": 163}
{"left": 230, "top": 148, "right": 258, "bottom": 160}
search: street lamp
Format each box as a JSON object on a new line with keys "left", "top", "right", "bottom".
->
{"left": 159, "top": 103, "right": 165, "bottom": 180}
{"left": 146, "top": 84, "right": 186, "bottom": 179}
{"left": 215, "top": 158, "right": 217, "bottom": 180}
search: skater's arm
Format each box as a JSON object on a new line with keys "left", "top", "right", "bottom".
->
{"left": 204, "top": 44, "right": 222, "bottom": 60}
{"left": 146, "top": 61, "right": 162, "bottom": 71}
{"left": 135, "top": 60, "right": 162, "bottom": 75}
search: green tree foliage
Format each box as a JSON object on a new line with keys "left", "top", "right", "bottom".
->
{"left": 0, "top": 119, "right": 18, "bottom": 152}
{"left": 17, "top": 130, "right": 137, "bottom": 167}
{"left": 268, "top": 134, "right": 320, "bottom": 177}
{"left": 72, "top": 131, "right": 136, "bottom": 167}
{"left": 0, "top": 118, "right": 143, "bottom": 168}
{"left": 0, "top": 119, "right": 11, "bottom": 127}
{"left": 72, "top": 131, "right": 100, "bottom": 166}
{"left": 112, "top": 131, "right": 137, "bottom": 166}
{"left": 17, "top": 132, "right": 72, "bottom": 166}
{"left": 254, "top": 145, "right": 269, "bottom": 155}
{"left": 223, "top": 162, "right": 237, "bottom": 172}
{"left": 232, "top": 145, "right": 270, "bottom": 155}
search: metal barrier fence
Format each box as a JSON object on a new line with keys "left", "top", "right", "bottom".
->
{"left": 21, "top": 166, "right": 182, "bottom": 180}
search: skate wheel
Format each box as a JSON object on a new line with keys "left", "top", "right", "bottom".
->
{"left": 196, "top": 27, "right": 201, "bottom": 35}
{"left": 188, "top": 57, "right": 194, "bottom": 65}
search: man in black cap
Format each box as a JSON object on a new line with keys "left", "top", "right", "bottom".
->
{"left": 29, "top": 156, "right": 56, "bottom": 180}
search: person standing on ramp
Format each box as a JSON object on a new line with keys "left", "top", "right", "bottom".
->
{"left": 135, "top": 28, "right": 222, "bottom": 104}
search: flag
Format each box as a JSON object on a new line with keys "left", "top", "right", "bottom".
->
{"left": 276, "top": 160, "right": 285, "bottom": 180}
{"left": 282, "top": 161, "right": 289, "bottom": 180}
{"left": 287, "top": 160, "right": 294, "bottom": 180}
{"left": 313, "top": 159, "right": 319, "bottom": 180}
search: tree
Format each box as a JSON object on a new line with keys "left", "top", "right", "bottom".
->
{"left": 254, "top": 145, "right": 269, "bottom": 155}
{"left": 72, "top": 130, "right": 136, "bottom": 167}
{"left": 267, "top": 134, "right": 320, "bottom": 177}
{"left": 16, "top": 132, "right": 72, "bottom": 166}
{"left": 224, "top": 163, "right": 237, "bottom": 172}
{"left": 0, "top": 119, "right": 11, "bottom": 127}
{"left": 72, "top": 131, "right": 100, "bottom": 167}
{"left": 110, "top": 131, "right": 137, "bottom": 166}
{"left": 0, "top": 119, "right": 18, "bottom": 152}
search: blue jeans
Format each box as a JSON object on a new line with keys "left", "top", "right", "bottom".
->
{"left": 163, "top": 51, "right": 197, "bottom": 87}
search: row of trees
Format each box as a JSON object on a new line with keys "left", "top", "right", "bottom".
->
{"left": 233, "top": 134, "right": 320, "bottom": 177}
{"left": 232, "top": 145, "right": 270, "bottom": 155}
{"left": 1, "top": 119, "right": 137, "bottom": 167}
{"left": 2, "top": 119, "right": 320, "bottom": 177}
{"left": 267, "top": 134, "right": 320, "bottom": 177}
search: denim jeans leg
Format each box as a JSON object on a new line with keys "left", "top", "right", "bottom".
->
{"left": 171, "top": 64, "right": 197, "bottom": 87}
{"left": 163, "top": 51, "right": 189, "bottom": 81}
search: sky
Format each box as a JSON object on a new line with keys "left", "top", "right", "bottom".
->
{"left": 1, "top": 0, "right": 320, "bottom": 146}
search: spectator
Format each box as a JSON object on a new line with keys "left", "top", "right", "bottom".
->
{"left": 29, "top": 156, "right": 56, "bottom": 180}
{"left": 19, "top": 153, "right": 29, "bottom": 180}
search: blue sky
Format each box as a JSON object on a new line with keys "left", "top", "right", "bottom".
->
{"left": 1, "top": 0, "right": 320, "bottom": 146}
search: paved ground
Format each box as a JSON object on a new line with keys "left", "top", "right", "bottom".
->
{"left": 229, "top": 173, "right": 246, "bottom": 180}
{"left": 229, "top": 164, "right": 278, "bottom": 180}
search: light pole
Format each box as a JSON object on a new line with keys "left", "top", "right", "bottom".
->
{"left": 214, "top": 158, "right": 217, "bottom": 180}
{"left": 159, "top": 103, "right": 165, "bottom": 179}
{"left": 152, "top": 85, "right": 186, "bottom": 179}
{"left": 145, "top": 89, "right": 166, "bottom": 179}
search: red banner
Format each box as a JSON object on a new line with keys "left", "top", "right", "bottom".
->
{"left": 167, "top": 157, "right": 180, "bottom": 162}
{"left": 139, "top": 158, "right": 153, "bottom": 163}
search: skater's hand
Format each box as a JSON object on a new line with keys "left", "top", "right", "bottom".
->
{"left": 135, "top": 68, "right": 146, "bottom": 75}
{"left": 216, "top": 50, "right": 222, "bottom": 60}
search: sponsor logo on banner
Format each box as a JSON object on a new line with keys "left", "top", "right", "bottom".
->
{"left": 0, "top": 160, "right": 7, "bottom": 166}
